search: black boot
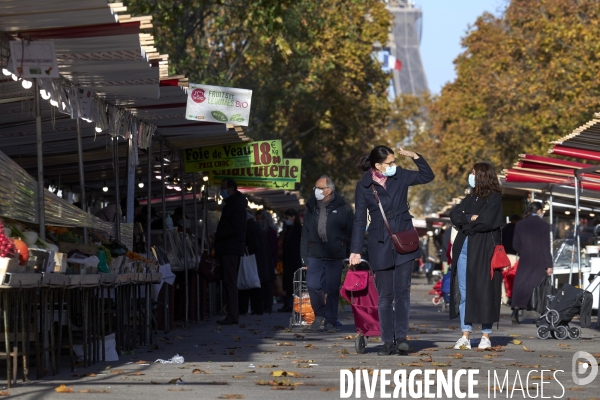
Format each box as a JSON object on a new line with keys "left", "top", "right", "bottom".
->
{"left": 396, "top": 340, "right": 410, "bottom": 354}
{"left": 511, "top": 309, "right": 520, "bottom": 325}
{"left": 378, "top": 342, "right": 396, "bottom": 356}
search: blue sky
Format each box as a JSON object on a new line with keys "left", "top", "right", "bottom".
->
{"left": 417, "top": 0, "right": 508, "bottom": 94}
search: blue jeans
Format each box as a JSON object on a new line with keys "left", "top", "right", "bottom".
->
{"left": 457, "top": 238, "right": 492, "bottom": 334}
{"left": 374, "top": 260, "right": 413, "bottom": 344}
{"left": 306, "top": 258, "right": 344, "bottom": 326}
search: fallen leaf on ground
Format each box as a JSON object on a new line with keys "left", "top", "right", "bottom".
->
{"left": 523, "top": 346, "right": 534, "bottom": 352}
{"left": 421, "top": 347, "right": 438, "bottom": 352}
{"left": 271, "top": 370, "right": 301, "bottom": 377}
{"left": 271, "top": 387, "right": 295, "bottom": 390}
{"left": 567, "top": 387, "right": 585, "bottom": 391}
{"left": 419, "top": 354, "right": 432, "bottom": 363}
{"left": 167, "top": 388, "right": 191, "bottom": 392}
{"left": 276, "top": 342, "right": 294, "bottom": 346}
{"left": 135, "top": 360, "right": 149, "bottom": 364}
{"left": 343, "top": 335, "right": 355, "bottom": 340}
{"left": 321, "top": 387, "right": 338, "bottom": 391}
{"left": 297, "top": 364, "right": 312, "bottom": 368}
{"left": 193, "top": 369, "right": 209, "bottom": 374}
{"left": 408, "top": 363, "right": 423, "bottom": 367}
{"left": 293, "top": 334, "right": 305, "bottom": 339}
{"left": 111, "top": 369, "right": 125, "bottom": 374}
{"left": 486, "top": 345, "right": 505, "bottom": 352}
{"left": 55, "top": 385, "right": 73, "bottom": 393}
{"left": 232, "top": 375, "right": 245, "bottom": 379}
{"left": 304, "top": 344, "right": 316, "bottom": 349}
{"left": 79, "top": 389, "right": 111, "bottom": 393}
{"left": 540, "top": 355, "right": 555, "bottom": 358}
{"left": 129, "top": 372, "right": 145, "bottom": 376}
{"left": 258, "top": 365, "right": 279, "bottom": 368}
{"left": 0, "top": 392, "right": 9, "bottom": 396}
{"left": 483, "top": 354, "right": 498, "bottom": 359}
{"left": 218, "top": 395, "right": 244, "bottom": 399}
{"left": 431, "top": 362, "right": 451, "bottom": 367}
{"left": 509, "top": 334, "right": 521, "bottom": 337}
{"left": 232, "top": 335, "right": 241, "bottom": 342}
{"left": 450, "top": 353, "right": 464, "bottom": 359}
{"left": 168, "top": 378, "right": 183, "bottom": 384}
{"left": 529, "top": 376, "right": 555, "bottom": 380}
{"left": 512, "top": 339, "right": 523, "bottom": 345}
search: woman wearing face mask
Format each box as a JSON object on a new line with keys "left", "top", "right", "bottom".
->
{"left": 449, "top": 163, "right": 503, "bottom": 350}
{"left": 510, "top": 201, "right": 553, "bottom": 324}
{"left": 349, "top": 145, "right": 434, "bottom": 355}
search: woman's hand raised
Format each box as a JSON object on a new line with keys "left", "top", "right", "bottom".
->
{"left": 397, "top": 146, "right": 419, "bottom": 160}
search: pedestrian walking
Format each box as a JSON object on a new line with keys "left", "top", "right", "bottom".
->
{"left": 215, "top": 178, "right": 247, "bottom": 325}
{"left": 449, "top": 163, "right": 503, "bottom": 350}
{"left": 279, "top": 208, "right": 302, "bottom": 312}
{"left": 349, "top": 145, "right": 435, "bottom": 356}
{"left": 259, "top": 211, "right": 279, "bottom": 312}
{"left": 511, "top": 201, "right": 553, "bottom": 324}
{"left": 239, "top": 211, "right": 275, "bottom": 316}
{"left": 301, "top": 175, "right": 354, "bottom": 332}
{"left": 502, "top": 214, "right": 521, "bottom": 255}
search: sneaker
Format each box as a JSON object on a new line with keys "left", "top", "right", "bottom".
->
{"left": 325, "top": 323, "right": 336, "bottom": 333}
{"left": 453, "top": 335, "right": 471, "bottom": 350}
{"left": 478, "top": 336, "right": 491, "bottom": 350}
{"left": 396, "top": 340, "right": 410, "bottom": 353}
{"left": 308, "top": 316, "right": 324, "bottom": 331}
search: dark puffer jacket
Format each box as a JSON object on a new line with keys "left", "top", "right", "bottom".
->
{"left": 215, "top": 191, "right": 248, "bottom": 256}
{"left": 301, "top": 194, "right": 354, "bottom": 263}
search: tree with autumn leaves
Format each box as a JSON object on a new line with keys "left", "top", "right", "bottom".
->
{"left": 125, "top": 0, "right": 600, "bottom": 211}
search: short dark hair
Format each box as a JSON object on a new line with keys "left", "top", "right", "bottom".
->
{"left": 356, "top": 145, "right": 394, "bottom": 171}
{"left": 284, "top": 208, "right": 300, "bottom": 225}
{"left": 222, "top": 178, "right": 237, "bottom": 190}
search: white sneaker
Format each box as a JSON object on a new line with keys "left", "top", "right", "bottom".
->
{"left": 478, "top": 336, "right": 491, "bottom": 350}
{"left": 453, "top": 335, "right": 471, "bottom": 350}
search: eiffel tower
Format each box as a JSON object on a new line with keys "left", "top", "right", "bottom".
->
{"left": 387, "top": 0, "right": 428, "bottom": 95}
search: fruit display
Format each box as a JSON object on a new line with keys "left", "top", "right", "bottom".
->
{"left": 0, "top": 222, "right": 17, "bottom": 259}
{"left": 12, "top": 239, "right": 29, "bottom": 266}
{"left": 126, "top": 250, "right": 153, "bottom": 264}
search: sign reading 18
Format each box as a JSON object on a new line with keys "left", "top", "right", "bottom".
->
{"left": 251, "top": 141, "right": 280, "bottom": 165}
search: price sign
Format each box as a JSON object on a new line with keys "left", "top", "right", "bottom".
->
{"left": 183, "top": 140, "right": 282, "bottom": 173}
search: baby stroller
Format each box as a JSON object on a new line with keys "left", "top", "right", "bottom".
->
{"left": 428, "top": 280, "right": 444, "bottom": 305}
{"left": 340, "top": 259, "right": 380, "bottom": 354}
{"left": 428, "top": 269, "right": 451, "bottom": 309}
{"left": 536, "top": 271, "right": 600, "bottom": 340}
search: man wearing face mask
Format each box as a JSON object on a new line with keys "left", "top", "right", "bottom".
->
{"left": 215, "top": 178, "right": 248, "bottom": 325}
{"left": 301, "top": 175, "right": 354, "bottom": 332}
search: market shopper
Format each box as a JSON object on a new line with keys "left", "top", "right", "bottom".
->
{"left": 301, "top": 175, "right": 354, "bottom": 332}
{"left": 215, "top": 178, "right": 248, "bottom": 325}
{"left": 349, "top": 145, "right": 435, "bottom": 356}
{"left": 449, "top": 163, "right": 503, "bottom": 350}
{"left": 259, "top": 211, "right": 279, "bottom": 312}
{"left": 279, "top": 208, "right": 303, "bottom": 312}
{"left": 239, "top": 211, "right": 275, "bottom": 315}
{"left": 511, "top": 201, "right": 553, "bottom": 324}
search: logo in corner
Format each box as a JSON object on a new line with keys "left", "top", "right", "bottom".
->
{"left": 191, "top": 88, "right": 206, "bottom": 103}
{"left": 572, "top": 351, "right": 598, "bottom": 386}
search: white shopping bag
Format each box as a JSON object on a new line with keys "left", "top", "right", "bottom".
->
{"left": 237, "top": 251, "right": 261, "bottom": 290}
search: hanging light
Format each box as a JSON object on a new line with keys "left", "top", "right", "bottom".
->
{"left": 21, "top": 79, "right": 32, "bottom": 89}
{"left": 50, "top": 99, "right": 58, "bottom": 107}
{"left": 2, "top": 68, "right": 11, "bottom": 76}
{"left": 565, "top": 210, "right": 571, "bottom": 215}
{"left": 61, "top": 101, "right": 66, "bottom": 110}
{"left": 102, "top": 182, "right": 108, "bottom": 192}
{"left": 202, "top": 175, "right": 209, "bottom": 182}
{"left": 11, "top": 74, "right": 18, "bottom": 81}
{"left": 95, "top": 126, "right": 102, "bottom": 133}
{"left": 174, "top": 186, "right": 182, "bottom": 191}
{"left": 590, "top": 213, "right": 596, "bottom": 217}
{"left": 186, "top": 183, "right": 193, "bottom": 191}
{"left": 81, "top": 117, "right": 92, "bottom": 123}
{"left": 155, "top": 174, "right": 162, "bottom": 180}
{"left": 138, "top": 178, "right": 144, "bottom": 189}
{"left": 40, "top": 90, "right": 51, "bottom": 100}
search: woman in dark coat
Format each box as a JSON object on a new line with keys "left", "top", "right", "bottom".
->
{"left": 449, "top": 163, "right": 503, "bottom": 350}
{"left": 511, "top": 201, "right": 553, "bottom": 324}
{"left": 349, "top": 145, "right": 435, "bottom": 356}
{"left": 279, "top": 208, "right": 303, "bottom": 312}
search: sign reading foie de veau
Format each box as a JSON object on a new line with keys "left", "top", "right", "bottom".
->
{"left": 185, "top": 83, "right": 252, "bottom": 126}
{"left": 183, "top": 140, "right": 282, "bottom": 172}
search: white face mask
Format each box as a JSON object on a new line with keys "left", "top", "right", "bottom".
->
{"left": 315, "top": 188, "right": 325, "bottom": 200}
{"left": 468, "top": 173, "right": 476, "bottom": 188}
{"left": 383, "top": 166, "right": 396, "bottom": 177}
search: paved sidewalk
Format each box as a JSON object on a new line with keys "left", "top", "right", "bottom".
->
{"left": 3, "top": 277, "right": 599, "bottom": 399}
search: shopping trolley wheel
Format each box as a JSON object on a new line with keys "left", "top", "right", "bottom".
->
{"left": 431, "top": 296, "right": 442, "bottom": 305}
{"left": 545, "top": 310, "right": 560, "bottom": 325}
{"left": 355, "top": 335, "right": 366, "bottom": 354}
{"left": 536, "top": 325, "right": 551, "bottom": 340}
{"left": 554, "top": 325, "right": 569, "bottom": 340}
{"left": 567, "top": 326, "right": 581, "bottom": 339}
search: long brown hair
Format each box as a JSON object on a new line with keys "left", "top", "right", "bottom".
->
{"left": 473, "top": 162, "right": 502, "bottom": 198}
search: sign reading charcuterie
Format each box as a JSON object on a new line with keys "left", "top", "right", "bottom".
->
{"left": 185, "top": 83, "right": 252, "bottom": 126}
{"left": 208, "top": 158, "right": 302, "bottom": 189}
{"left": 183, "top": 140, "right": 282, "bottom": 172}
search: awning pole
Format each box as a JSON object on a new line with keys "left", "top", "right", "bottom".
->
{"left": 574, "top": 174, "right": 582, "bottom": 286}
{"left": 146, "top": 143, "right": 152, "bottom": 345}
{"left": 160, "top": 141, "right": 169, "bottom": 333}
{"left": 126, "top": 135, "right": 135, "bottom": 223}
{"left": 192, "top": 173, "right": 200, "bottom": 322}
{"left": 180, "top": 153, "right": 188, "bottom": 327}
{"left": 76, "top": 117, "right": 88, "bottom": 244}
{"left": 34, "top": 79, "right": 45, "bottom": 241}
{"left": 114, "top": 136, "right": 121, "bottom": 242}
{"left": 549, "top": 189, "right": 554, "bottom": 283}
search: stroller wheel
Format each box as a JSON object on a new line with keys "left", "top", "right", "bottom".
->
{"left": 568, "top": 326, "right": 581, "bottom": 340}
{"left": 355, "top": 335, "right": 366, "bottom": 354}
{"left": 554, "top": 325, "right": 569, "bottom": 340}
{"left": 432, "top": 296, "right": 442, "bottom": 305}
{"left": 545, "top": 310, "right": 560, "bottom": 325}
{"left": 536, "top": 325, "right": 551, "bottom": 340}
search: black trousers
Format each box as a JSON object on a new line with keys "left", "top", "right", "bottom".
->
{"left": 220, "top": 255, "right": 240, "bottom": 321}
{"left": 238, "top": 281, "right": 274, "bottom": 315}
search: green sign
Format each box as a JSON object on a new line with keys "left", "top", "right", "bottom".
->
{"left": 208, "top": 158, "right": 302, "bottom": 189}
{"left": 183, "top": 140, "right": 282, "bottom": 173}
